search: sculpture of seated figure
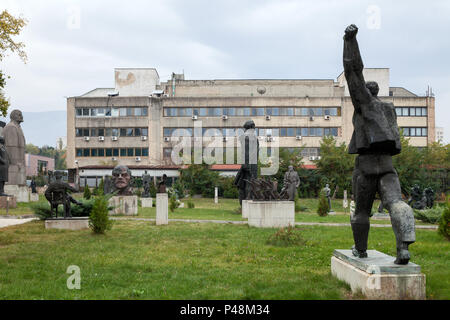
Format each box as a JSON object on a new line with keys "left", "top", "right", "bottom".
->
{"left": 45, "top": 171, "right": 82, "bottom": 218}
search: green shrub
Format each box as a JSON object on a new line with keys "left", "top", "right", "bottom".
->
{"left": 83, "top": 185, "right": 91, "bottom": 199}
{"left": 149, "top": 183, "right": 157, "bottom": 198}
{"left": 294, "top": 194, "right": 307, "bottom": 212}
{"left": 438, "top": 197, "right": 450, "bottom": 240}
{"left": 414, "top": 206, "right": 444, "bottom": 224}
{"left": 89, "top": 194, "right": 113, "bottom": 234}
{"left": 173, "top": 180, "right": 186, "bottom": 199}
{"left": 266, "top": 226, "right": 306, "bottom": 247}
{"left": 187, "top": 201, "right": 195, "bottom": 209}
{"left": 219, "top": 177, "right": 239, "bottom": 199}
{"left": 169, "top": 195, "right": 180, "bottom": 213}
{"left": 317, "top": 191, "right": 329, "bottom": 216}
{"left": 31, "top": 199, "right": 95, "bottom": 220}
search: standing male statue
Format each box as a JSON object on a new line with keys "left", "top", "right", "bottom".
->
{"left": 322, "top": 184, "right": 332, "bottom": 212}
{"left": 281, "top": 165, "right": 300, "bottom": 201}
{"left": 3, "top": 110, "right": 26, "bottom": 186}
{"left": 343, "top": 24, "right": 415, "bottom": 264}
{"left": 234, "top": 120, "right": 259, "bottom": 205}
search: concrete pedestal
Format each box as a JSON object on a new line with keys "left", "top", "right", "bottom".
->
{"left": 30, "top": 193, "right": 39, "bottom": 202}
{"left": 214, "top": 187, "right": 218, "bottom": 204}
{"left": 331, "top": 249, "right": 426, "bottom": 300}
{"left": 372, "top": 212, "right": 390, "bottom": 220}
{"left": 248, "top": 201, "right": 295, "bottom": 228}
{"left": 45, "top": 217, "right": 89, "bottom": 230}
{"left": 242, "top": 200, "right": 251, "bottom": 218}
{"left": 0, "top": 195, "right": 17, "bottom": 209}
{"left": 156, "top": 193, "right": 168, "bottom": 225}
{"left": 141, "top": 197, "right": 153, "bottom": 208}
{"left": 108, "top": 195, "right": 138, "bottom": 215}
{"left": 4, "top": 185, "right": 29, "bottom": 203}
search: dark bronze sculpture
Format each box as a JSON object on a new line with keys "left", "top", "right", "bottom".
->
{"left": 142, "top": 173, "right": 151, "bottom": 197}
{"left": 234, "top": 120, "right": 259, "bottom": 205}
{"left": 280, "top": 165, "right": 300, "bottom": 201}
{"left": 45, "top": 171, "right": 81, "bottom": 218}
{"left": 344, "top": 24, "right": 415, "bottom": 264}
{"left": 424, "top": 187, "right": 435, "bottom": 208}
{"left": 158, "top": 174, "right": 167, "bottom": 193}
{"left": 322, "top": 184, "right": 332, "bottom": 212}
{"left": 245, "top": 178, "right": 281, "bottom": 201}
{"left": 30, "top": 178, "right": 37, "bottom": 193}
{"left": 111, "top": 165, "right": 133, "bottom": 195}
{"left": 0, "top": 136, "right": 10, "bottom": 196}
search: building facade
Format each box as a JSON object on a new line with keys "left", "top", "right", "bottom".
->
{"left": 25, "top": 154, "right": 55, "bottom": 177}
{"left": 66, "top": 68, "right": 435, "bottom": 185}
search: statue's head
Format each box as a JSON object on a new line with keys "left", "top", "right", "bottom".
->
{"left": 54, "top": 171, "right": 63, "bottom": 181}
{"left": 10, "top": 110, "right": 23, "bottom": 124}
{"left": 365, "top": 81, "right": 379, "bottom": 97}
{"left": 326, "top": 184, "right": 329, "bottom": 188}
{"left": 288, "top": 165, "right": 294, "bottom": 171}
{"left": 112, "top": 165, "right": 131, "bottom": 192}
{"left": 243, "top": 120, "right": 255, "bottom": 130}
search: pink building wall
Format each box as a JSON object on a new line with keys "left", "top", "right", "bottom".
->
{"left": 25, "top": 154, "right": 55, "bottom": 177}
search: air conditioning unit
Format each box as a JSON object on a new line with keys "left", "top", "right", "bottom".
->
{"left": 222, "top": 115, "right": 228, "bottom": 120}
{"left": 111, "top": 157, "right": 117, "bottom": 161}
{"left": 309, "top": 116, "right": 314, "bottom": 121}
{"left": 192, "top": 115, "right": 198, "bottom": 120}
{"left": 324, "top": 115, "right": 330, "bottom": 120}
{"left": 112, "top": 136, "right": 118, "bottom": 141}
{"left": 98, "top": 136, "right": 105, "bottom": 141}
{"left": 317, "top": 156, "right": 322, "bottom": 160}
{"left": 296, "top": 135, "right": 302, "bottom": 140}
{"left": 135, "top": 157, "right": 141, "bottom": 162}
{"left": 141, "top": 136, "right": 148, "bottom": 141}
{"left": 309, "top": 156, "right": 315, "bottom": 161}
{"left": 164, "top": 137, "right": 170, "bottom": 142}
{"left": 223, "top": 137, "right": 228, "bottom": 142}
{"left": 265, "top": 115, "right": 271, "bottom": 120}
{"left": 84, "top": 136, "right": 90, "bottom": 141}
{"left": 266, "top": 137, "right": 274, "bottom": 142}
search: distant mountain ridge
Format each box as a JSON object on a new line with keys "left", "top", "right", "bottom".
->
{"left": 0, "top": 110, "right": 66, "bottom": 148}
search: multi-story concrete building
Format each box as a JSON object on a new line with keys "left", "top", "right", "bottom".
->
{"left": 435, "top": 127, "right": 444, "bottom": 143}
{"left": 66, "top": 68, "right": 435, "bottom": 186}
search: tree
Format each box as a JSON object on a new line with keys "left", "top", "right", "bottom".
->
{"left": 314, "top": 136, "right": 355, "bottom": 198}
{"left": 179, "top": 163, "right": 220, "bottom": 197}
{"left": 0, "top": 10, "right": 27, "bottom": 116}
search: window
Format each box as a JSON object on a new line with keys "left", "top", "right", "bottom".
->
{"left": 280, "top": 128, "right": 287, "bottom": 137}
{"left": 105, "top": 108, "right": 111, "bottom": 116}
{"left": 402, "top": 108, "right": 409, "bottom": 116}
{"left": 97, "top": 108, "right": 105, "bottom": 116}
{"left": 252, "top": 108, "right": 264, "bottom": 116}
{"left": 98, "top": 148, "right": 104, "bottom": 157}
{"left": 119, "top": 108, "right": 127, "bottom": 116}
{"left": 106, "top": 149, "right": 112, "bottom": 157}
{"left": 111, "top": 128, "right": 119, "bottom": 137}
{"left": 83, "top": 149, "right": 90, "bottom": 157}
{"left": 244, "top": 108, "right": 251, "bottom": 116}
{"left": 126, "top": 108, "right": 134, "bottom": 116}
{"left": 142, "top": 108, "right": 148, "bottom": 116}
{"left": 126, "top": 128, "right": 134, "bottom": 137}
{"left": 76, "top": 149, "right": 82, "bottom": 157}
{"left": 127, "top": 148, "right": 134, "bottom": 156}
{"left": 82, "top": 108, "right": 89, "bottom": 116}
{"left": 91, "top": 149, "right": 98, "bottom": 157}
{"left": 134, "top": 128, "right": 141, "bottom": 136}
{"left": 135, "top": 108, "right": 142, "bottom": 116}
{"left": 213, "top": 108, "right": 222, "bottom": 116}
{"left": 90, "top": 108, "right": 97, "bottom": 116}
{"left": 120, "top": 148, "right": 127, "bottom": 157}
{"left": 141, "top": 128, "right": 148, "bottom": 136}
{"left": 163, "top": 128, "right": 172, "bottom": 137}
{"left": 199, "top": 108, "right": 207, "bottom": 116}
{"left": 287, "top": 128, "right": 295, "bottom": 137}
{"left": 76, "top": 109, "right": 82, "bottom": 116}
{"left": 113, "top": 148, "right": 119, "bottom": 157}
{"left": 98, "top": 128, "right": 105, "bottom": 137}
{"left": 83, "top": 129, "right": 89, "bottom": 137}
{"left": 90, "top": 128, "right": 97, "bottom": 137}
{"left": 301, "top": 128, "right": 308, "bottom": 136}
{"left": 409, "top": 108, "right": 416, "bottom": 116}
{"left": 76, "top": 128, "right": 83, "bottom": 137}
{"left": 163, "top": 148, "right": 172, "bottom": 158}
{"left": 120, "top": 128, "right": 126, "bottom": 137}
{"left": 142, "top": 148, "right": 149, "bottom": 157}
{"left": 112, "top": 108, "right": 119, "bottom": 117}
{"left": 135, "top": 148, "right": 142, "bottom": 156}
{"left": 396, "top": 108, "right": 401, "bottom": 116}
{"left": 105, "top": 128, "right": 112, "bottom": 136}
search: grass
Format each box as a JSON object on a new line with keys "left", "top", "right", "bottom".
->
{"left": 0, "top": 220, "right": 448, "bottom": 299}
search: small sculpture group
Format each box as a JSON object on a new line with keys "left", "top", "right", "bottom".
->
{"left": 408, "top": 184, "right": 435, "bottom": 210}
{"left": 45, "top": 171, "right": 82, "bottom": 218}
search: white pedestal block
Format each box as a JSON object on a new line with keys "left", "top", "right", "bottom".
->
{"left": 141, "top": 197, "right": 153, "bottom": 208}
{"left": 242, "top": 200, "right": 251, "bottom": 218}
{"left": 4, "top": 185, "right": 29, "bottom": 202}
{"left": 108, "top": 196, "right": 138, "bottom": 215}
{"left": 156, "top": 193, "right": 168, "bottom": 225}
{"left": 30, "top": 193, "right": 39, "bottom": 202}
{"left": 247, "top": 201, "right": 295, "bottom": 228}
{"left": 214, "top": 187, "right": 218, "bottom": 204}
{"left": 45, "top": 218, "right": 89, "bottom": 230}
{"left": 331, "top": 249, "right": 426, "bottom": 300}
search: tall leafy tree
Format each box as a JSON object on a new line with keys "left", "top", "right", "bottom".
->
{"left": 0, "top": 10, "right": 27, "bottom": 116}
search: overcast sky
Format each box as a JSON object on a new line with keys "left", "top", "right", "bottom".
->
{"left": 1, "top": 0, "right": 449, "bottom": 143}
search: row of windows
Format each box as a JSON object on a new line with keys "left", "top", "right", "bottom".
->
{"left": 163, "top": 107, "right": 341, "bottom": 117}
{"left": 162, "top": 147, "right": 321, "bottom": 159}
{"left": 401, "top": 127, "right": 428, "bottom": 137}
{"left": 76, "top": 127, "right": 149, "bottom": 137}
{"left": 163, "top": 127, "right": 339, "bottom": 137}
{"left": 76, "top": 148, "right": 149, "bottom": 157}
{"left": 395, "top": 107, "right": 427, "bottom": 117}
{"left": 76, "top": 107, "right": 148, "bottom": 117}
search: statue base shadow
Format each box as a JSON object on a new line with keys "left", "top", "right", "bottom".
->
{"left": 247, "top": 200, "right": 295, "bottom": 228}
{"left": 331, "top": 249, "right": 426, "bottom": 299}
{"left": 108, "top": 195, "right": 138, "bottom": 216}
{"left": 45, "top": 217, "right": 89, "bottom": 230}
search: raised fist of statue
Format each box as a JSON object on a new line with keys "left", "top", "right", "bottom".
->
{"left": 344, "top": 24, "right": 358, "bottom": 40}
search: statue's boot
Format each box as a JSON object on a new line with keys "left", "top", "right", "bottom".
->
{"left": 389, "top": 201, "right": 416, "bottom": 265}
{"left": 351, "top": 223, "right": 369, "bottom": 258}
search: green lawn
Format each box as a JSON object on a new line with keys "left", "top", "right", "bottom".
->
{"left": 0, "top": 220, "right": 448, "bottom": 299}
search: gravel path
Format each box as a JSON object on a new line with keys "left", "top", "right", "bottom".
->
{"left": 0, "top": 218, "right": 37, "bottom": 229}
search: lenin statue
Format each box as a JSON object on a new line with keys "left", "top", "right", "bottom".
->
{"left": 343, "top": 24, "right": 415, "bottom": 264}
{"left": 3, "top": 110, "right": 26, "bottom": 186}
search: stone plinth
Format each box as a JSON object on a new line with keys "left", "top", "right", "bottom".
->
{"left": 247, "top": 201, "right": 295, "bottom": 228}
{"left": 4, "top": 185, "right": 29, "bottom": 202}
{"left": 141, "top": 197, "right": 153, "bottom": 208}
{"left": 331, "top": 249, "right": 426, "bottom": 300}
{"left": 242, "top": 200, "right": 251, "bottom": 218}
{"left": 108, "top": 195, "right": 138, "bottom": 215}
{"left": 372, "top": 212, "right": 390, "bottom": 220}
{"left": 45, "top": 217, "right": 89, "bottom": 230}
{"left": 30, "top": 193, "right": 39, "bottom": 202}
{"left": 156, "top": 193, "right": 168, "bottom": 225}
{"left": 0, "top": 195, "right": 17, "bottom": 209}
